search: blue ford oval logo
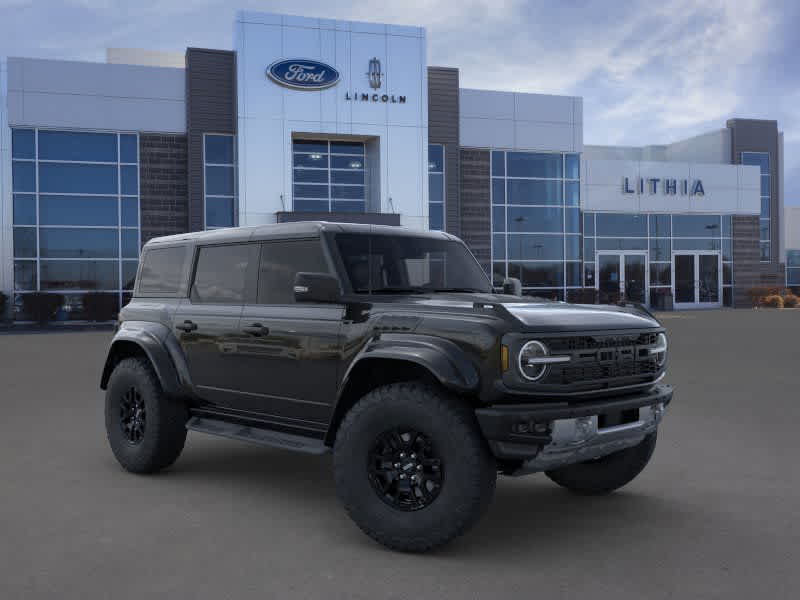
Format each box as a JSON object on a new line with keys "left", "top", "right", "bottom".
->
{"left": 267, "top": 59, "right": 340, "bottom": 90}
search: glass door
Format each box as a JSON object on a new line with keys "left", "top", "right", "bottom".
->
{"left": 672, "top": 252, "right": 721, "bottom": 308}
{"left": 596, "top": 252, "right": 648, "bottom": 305}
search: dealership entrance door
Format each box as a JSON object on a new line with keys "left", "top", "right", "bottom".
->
{"left": 672, "top": 251, "right": 722, "bottom": 309}
{"left": 596, "top": 252, "right": 648, "bottom": 305}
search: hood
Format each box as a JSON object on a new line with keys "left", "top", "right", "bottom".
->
{"left": 502, "top": 302, "right": 660, "bottom": 332}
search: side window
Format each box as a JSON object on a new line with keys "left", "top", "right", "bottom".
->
{"left": 257, "top": 239, "right": 330, "bottom": 304}
{"left": 191, "top": 244, "right": 253, "bottom": 304}
{"left": 137, "top": 245, "right": 189, "bottom": 295}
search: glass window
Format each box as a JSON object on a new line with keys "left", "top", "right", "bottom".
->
{"left": 723, "top": 263, "right": 732, "bottom": 285}
{"left": 565, "top": 235, "right": 581, "bottom": 260}
{"left": 673, "top": 238, "right": 721, "bottom": 251}
{"left": 721, "top": 215, "right": 732, "bottom": 237}
{"left": 507, "top": 152, "right": 562, "bottom": 178}
{"left": 649, "top": 214, "right": 671, "bottom": 238}
{"left": 429, "top": 202, "right": 444, "bottom": 231}
{"left": 789, "top": 269, "right": 800, "bottom": 286}
{"left": 428, "top": 145, "right": 444, "bottom": 172}
{"left": 760, "top": 175, "right": 770, "bottom": 197}
{"left": 122, "top": 229, "right": 139, "bottom": 259}
{"left": 14, "top": 261, "right": 37, "bottom": 291}
{"left": 787, "top": 250, "right": 800, "bottom": 268}
{"left": 39, "top": 195, "right": 118, "bottom": 226}
{"left": 40, "top": 260, "right": 119, "bottom": 291}
{"left": 39, "top": 228, "right": 118, "bottom": 259}
{"left": 761, "top": 197, "right": 770, "bottom": 219}
{"left": 122, "top": 261, "right": 138, "bottom": 291}
{"left": 492, "top": 179, "right": 505, "bottom": 205}
{"left": 723, "top": 287, "right": 732, "bottom": 307}
{"left": 294, "top": 199, "right": 328, "bottom": 212}
{"left": 507, "top": 180, "right": 562, "bottom": 205}
{"left": 583, "top": 213, "right": 595, "bottom": 237}
{"left": 205, "top": 166, "right": 235, "bottom": 196}
{"left": 12, "top": 129, "right": 35, "bottom": 159}
{"left": 294, "top": 169, "right": 328, "bottom": 184}
{"left": 584, "top": 262, "right": 595, "bottom": 287}
{"left": 13, "top": 228, "right": 37, "bottom": 258}
{"left": 759, "top": 219, "right": 770, "bottom": 241}
{"left": 650, "top": 264, "right": 671, "bottom": 286}
{"left": 121, "top": 198, "right": 139, "bottom": 227}
{"left": 507, "top": 235, "right": 564, "bottom": 260}
{"left": 565, "top": 181, "right": 580, "bottom": 206}
{"left": 13, "top": 194, "right": 36, "bottom": 225}
{"left": 294, "top": 153, "right": 329, "bottom": 168}
{"left": 332, "top": 170, "right": 365, "bottom": 185}
{"left": 191, "top": 244, "right": 253, "bottom": 304}
{"left": 39, "top": 163, "right": 118, "bottom": 194}
{"left": 137, "top": 246, "right": 189, "bottom": 295}
{"left": 205, "top": 135, "right": 235, "bottom": 164}
{"left": 331, "top": 156, "right": 364, "bottom": 170}
{"left": 332, "top": 201, "right": 366, "bottom": 213}
{"left": 595, "top": 213, "right": 647, "bottom": 237}
{"left": 293, "top": 140, "right": 328, "bottom": 154}
{"left": 206, "top": 197, "right": 235, "bottom": 228}
{"left": 257, "top": 240, "right": 330, "bottom": 304}
{"left": 491, "top": 151, "right": 505, "bottom": 177}
{"left": 566, "top": 262, "right": 581, "bottom": 287}
{"left": 649, "top": 238, "right": 671, "bottom": 262}
{"left": 596, "top": 238, "right": 647, "bottom": 251}
{"left": 741, "top": 151, "right": 769, "bottom": 174}
{"left": 429, "top": 173, "right": 444, "bottom": 204}
{"left": 12, "top": 161, "right": 35, "bottom": 192}
{"left": 331, "top": 185, "right": 364, "bottom": 200}
{"left": 565, "top": 208, "right": 580, "bottom": 233}
{"left": 492, "top": 235, "right": 506, "bottom": 261}
{"left": 583, "top": 238, "right": 595, "bottom": 262}
{"left": 508, "top": 262, "right": 564, "bottom": 287}
{"left": 673, "top": 214, "right": 721, "bottom": 237}
{"left": 565, "top": 154, "right": 580, "bottom": 180}
{"left": 722, "top": 238, "right": 732, "bottom": 262}
{"left": 38, "top": 131, "right": 117, "bottom": 162}
{"left": 330, "top": 141, "right": 364, "bottom": 155}
{"left": 121, "top": 165, "right": 138, "bottom": 195}
{"left": 507, "top": 206, "right": 563, "bottom": 233}
{"left": 120, "top": 135, "right": 138, "bottom": 163}
{"left": 760, "top": 242, "right": 770, "bottom": 261}
{"left": 492, "top": 262, "right": 506, "bottom": 287}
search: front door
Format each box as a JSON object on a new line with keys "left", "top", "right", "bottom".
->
{"left": 672, "top": 252, "right": 721, "bottom": 309}
{"left": 596, "top": 252, "right": 648, "bottom": 304}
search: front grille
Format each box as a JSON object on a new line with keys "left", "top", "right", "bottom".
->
{"left": 543, "top": 333, "right": 661, "bottom": 387}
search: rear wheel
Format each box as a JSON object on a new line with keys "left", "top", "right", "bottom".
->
{"left": 545, "top": 432, "right": 657, "bottom": 495}
{"left": 105, "top": 357, "right": 188, "bottom": 474}
{"left": 333, "top": 382, "right": 496, "bottom": 552}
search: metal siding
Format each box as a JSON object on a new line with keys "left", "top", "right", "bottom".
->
{"left": 427, "top": 67, "right": 460, "bottom": 237}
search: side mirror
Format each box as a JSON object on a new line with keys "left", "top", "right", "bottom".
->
{"left": 294, "top": 272, "right": 342, "bottom": 303}
{"left": 502, "top": 277, "right": 522, "bottom": 296}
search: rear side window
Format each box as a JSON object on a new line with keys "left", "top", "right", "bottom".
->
{"left": 191, "top": 244, "right": 254, "bottom": 304}
{"left": 258, "top": 239, "right": 329, "bottom": 304}
{"left": 137, "top": 245, "right": 189, "bottom": 295}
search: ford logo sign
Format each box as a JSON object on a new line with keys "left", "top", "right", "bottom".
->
{"left": 267, "top": 59, "right": 340, "bottom": 90}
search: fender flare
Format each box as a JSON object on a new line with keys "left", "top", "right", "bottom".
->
{"left": 100, "top": 322, "right": 191, "bottom": 397}
{"left": 326, "top": 334, "right": 480, "bottom": 443}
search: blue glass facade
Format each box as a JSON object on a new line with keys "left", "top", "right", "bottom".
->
{"left": 741, "top": 152, "right": 771, "bottom": 261}
{"left": 788, "top": 250, "right": 800, "bottom": 287}
{"left": 428, "top": 144, "right": 444, "bottom": 230}
{"left": 491, "top": 150, "right": 581, "bottom": 299}
{"left": 204, "top": 134, "right": 236, "bottom": 228}
{"left": 291, "top": 140, "right": 366, "bottom": 213}
{"left": 11, "top": 129, "right": 140, "bottom": 319}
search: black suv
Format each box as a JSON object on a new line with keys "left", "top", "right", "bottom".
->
{"left": 101, "top": 222, "right": 672, "bottom": 552}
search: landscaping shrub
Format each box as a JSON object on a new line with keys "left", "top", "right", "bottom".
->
{"left": 782, "top": 294, "right": 799, "bottom": 308}
{"left": 21, "top": 293, "right": 65, "bottom": 324}
{"left": 762, "top": 295, "right": 784, "bottom": 309}
{"left": 747, "top": 287, "right": 790, "bottom": 307}
{"left": 82, "top": 292, "right": 119, "bottom": 322}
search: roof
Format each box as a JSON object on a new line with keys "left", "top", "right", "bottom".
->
{"left": 143, "top": 221, "right": 456, "bottom": 247}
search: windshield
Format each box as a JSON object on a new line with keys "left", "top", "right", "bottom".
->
{"left": 334, "top": 233, "right": 492, "bottom": 294}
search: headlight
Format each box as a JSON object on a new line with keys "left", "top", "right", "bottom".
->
{"left": 518, "top": 340, "right": 555, "bottom": 382}
{"left": 650, "top": 332, "right": 668, "bottom": 367}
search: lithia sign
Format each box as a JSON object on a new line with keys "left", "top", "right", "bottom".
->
{"left": 267, "top": 57, "right": 406, "bottom": 103}
{"left": 623, "top": 176, "right": 705, "bottom": 196}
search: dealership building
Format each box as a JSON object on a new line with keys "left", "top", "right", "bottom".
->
{"left": 0, "top": 10, "right": 794, "bottom": 318}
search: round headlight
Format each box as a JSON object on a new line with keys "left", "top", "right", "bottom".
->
{"left": 653, "top": 333, "right": 668, "bottom": 367}
{"left": 518, "top": 340, "right": 550, "bottom": 381}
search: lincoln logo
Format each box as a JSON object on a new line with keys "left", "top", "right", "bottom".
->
{"left": 266, "top": 59, "right": 340, "bottom": 90}
{"left": 367, "top": 57, "right": 382, "bottom": 89}
{"left": 623, "top": 176, "right": 705, "bottom": 196}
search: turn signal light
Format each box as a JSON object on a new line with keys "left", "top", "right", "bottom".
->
{"left": 501, "top": 345, "right": 509, "bottom": 372}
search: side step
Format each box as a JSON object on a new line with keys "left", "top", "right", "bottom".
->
{"left": 186, "top": 416, "right": 330, "bottom": 455}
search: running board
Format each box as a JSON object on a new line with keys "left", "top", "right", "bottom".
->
{"left": 186, "top": 416, "right": 329, "bottom": 455}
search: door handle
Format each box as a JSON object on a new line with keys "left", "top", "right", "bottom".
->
{"left": 242, "top": 323, "right": 270, "bottom": 336}
{"left": 175, "top": 320, "right": 197, "bottom": 332}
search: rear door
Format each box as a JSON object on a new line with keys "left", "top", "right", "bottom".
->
{"left": 172, "top": 242, "right": 259, "bottom": 406}
{"left": 234, "top": 238, "right": 344, "bottom": 429}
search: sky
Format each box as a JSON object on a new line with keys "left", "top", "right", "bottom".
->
{"left": 1, "top": 0, "right": 798, "bottom": 204}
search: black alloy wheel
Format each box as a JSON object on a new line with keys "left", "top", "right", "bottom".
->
{"left": 119, "top": 386, "right": 146, "bottom": 445}
{"left": 367, "top": 428, "right": 444, "bottom": 511}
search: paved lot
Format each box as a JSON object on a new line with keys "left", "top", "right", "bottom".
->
{"left": 1, "top": 310, "right": 799, "bottom": 599}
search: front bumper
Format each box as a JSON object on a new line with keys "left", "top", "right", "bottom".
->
{"left": 475, "top": 384, "right": 672, "bottom": 474}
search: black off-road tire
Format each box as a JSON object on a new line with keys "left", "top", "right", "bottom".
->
{"left": 105, "top": 357, "right": 188, "bottom": 474}
{"left": 545, "top": 432, "right": 658, "bottom": 495}
{"left": 333, "top": 382, "right": 497, "bottom": 552}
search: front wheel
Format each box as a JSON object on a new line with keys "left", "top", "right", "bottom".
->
{"left": 333, "top": 382, "right": 496, "bottom": 552}
{"left": 545, "top": 432, "right": 658, "bottom": 495}
{"left": 105, "top": 357, "right": 188, "bottom": 474}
